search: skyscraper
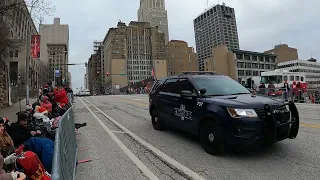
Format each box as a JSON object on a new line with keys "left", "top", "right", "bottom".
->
{"left": 194, "top": 3, "right": 240, "bottom": 71}
{"left": 39, "top": 18, "right": 69, "bottom": 85}
{"left": 138, "top": 0, "right": 169, "bottom": 44}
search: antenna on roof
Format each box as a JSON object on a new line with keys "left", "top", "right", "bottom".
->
{"left": 206, "top": 0, "right": 209, "bottom": 7}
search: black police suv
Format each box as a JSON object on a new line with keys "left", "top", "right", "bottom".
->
{"left": 148, "top": 72, "right": 299, "bottom": 155}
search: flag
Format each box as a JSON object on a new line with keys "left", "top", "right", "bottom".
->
{"left": 31, "top": 35, "right": 41, "bottom": 59}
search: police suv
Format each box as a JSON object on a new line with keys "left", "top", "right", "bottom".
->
{"left": 148, "top": 72, "right": 299, "bottom": 155}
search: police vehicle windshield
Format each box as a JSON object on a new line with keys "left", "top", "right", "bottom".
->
{"left": 192, "top": 76, "right": 251, "bottom": 96}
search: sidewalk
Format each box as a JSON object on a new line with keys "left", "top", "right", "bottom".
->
{"left": 0, "top": 98, "right": 37, "bottom": 123}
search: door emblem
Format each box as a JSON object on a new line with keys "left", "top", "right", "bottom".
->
{"left": 174, "top": 104, "right": 192, "bottom": 121}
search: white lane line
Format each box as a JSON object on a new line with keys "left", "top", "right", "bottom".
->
{"left": 79, "top": 97, "right": 159, "bottom": 180}
{"left": 111, "top": 130, "right": 127, "bottom": 134}
{"left": 133, "top": 99, "right": 144, "bottom": 101}
{"left": 83, "top": 98, "right": 205, "bottom": 180}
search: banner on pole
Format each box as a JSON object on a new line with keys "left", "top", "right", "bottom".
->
{"left": 55, "top": 68, "right": 60, "bottom": 77}
{"left": 31, "top": 35, "right": 41, "bottom": 59}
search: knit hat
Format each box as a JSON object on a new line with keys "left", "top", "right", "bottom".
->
{"left": 38, "top": 107, "right": 48, "bottom": 114}
{"left": 17, "top": 112, "right": 29, "bottom": 122}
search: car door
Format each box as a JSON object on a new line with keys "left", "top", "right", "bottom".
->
{"left": 157, "top": 78, "right": 181, "bottom": 126}
{"left": 173, "top": 78, "right": 202, "bottom": 133}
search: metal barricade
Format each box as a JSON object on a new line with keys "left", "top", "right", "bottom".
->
{"left": 253, "top": 88, "right": 320, "bottom": 104}
{"left": 67, "top": 92, "right": 74, "bottom": 103}
{"left": 51, "top": 103, "right": 77, "bottom": 180}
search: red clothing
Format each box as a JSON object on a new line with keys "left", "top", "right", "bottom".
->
{"left": 55, "top": 89, "right": 68, "bottom": 104}
{"left": 40, "top": 101, "right": 52, "bottom": 112}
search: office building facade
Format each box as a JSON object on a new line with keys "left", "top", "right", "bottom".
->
{"left": 277, "top": 59, "right": 320, "bottom": 88}
{"left": 166, "top": 40, "right": 198, "bottom": 76}
{"left": 138, "top": 0, "right": 169, "bottom": 44}
{"left": 204, "top": 45, "right": 277, "bottom": 84}
{"left": 39, "top": 18, "right": 69, "bottom": 85}
{"left": 1, "top": 0, "right": 47, "bottom": 107}
{"left": 194, "top": 3, "right": 240, "bottom": 71}
{"left": 102, "top": 21, "right": 166, "bottom": 92}
{"left": 264, "top": 44, "right": 299, "bottom": 63}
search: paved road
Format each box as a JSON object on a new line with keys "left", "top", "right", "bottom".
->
{"left": 75, "top": 95, "right": 320, "bottom": 180}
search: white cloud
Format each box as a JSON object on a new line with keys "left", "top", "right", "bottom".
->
{"left": 42, "top": 0, "right": 319, "bottom": 89}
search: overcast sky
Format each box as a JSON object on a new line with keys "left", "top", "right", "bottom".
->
{"left": 42, "top": 0, "right": 320, "bottom": 89}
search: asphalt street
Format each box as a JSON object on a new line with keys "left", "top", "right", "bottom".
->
{"left": 75, "top": 94, "right": 320, "bottom": 180}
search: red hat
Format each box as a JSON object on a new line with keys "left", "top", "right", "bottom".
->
{"left": 38, "top": 107, "right": 48, "bottom": 114}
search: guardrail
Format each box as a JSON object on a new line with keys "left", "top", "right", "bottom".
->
{"left": 51, "top": 103, "right": 77, "bottom": 180}
{"left": 249, "top": 88, "right": 320, "bottom": 104}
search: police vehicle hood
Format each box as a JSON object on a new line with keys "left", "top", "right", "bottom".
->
{"left": 202, "top": 94, "right": 283, "bottom": 109}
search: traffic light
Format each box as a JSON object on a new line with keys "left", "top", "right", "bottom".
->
{"left": 106, "top": 72, "right": 109, "bottom": 77}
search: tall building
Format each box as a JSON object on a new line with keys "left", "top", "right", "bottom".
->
{"left": 102, "top": 21, "right": 167, "bottom": 92}
{"left": 39, "top": 18, "right": 69, "bottom": 86}
{"left": 166, "top": 40, "right": 198, "bottom": 76}
{"left": 204, "top": 45, "right": 277, "bottom": 84}
{"left": 194, "top": 3, "right": 240, "bottom": 71}
{"left": 138, "top": 0, "right": 169, "bottom": 44}
{"left": 264, "top": 44, "right": 299, "bottom": 63}
{"left": 1, "top": 0, "right": 47, "bottom": 107}
{"left": 87, "top": 54, "right": 102, "bottom": 94}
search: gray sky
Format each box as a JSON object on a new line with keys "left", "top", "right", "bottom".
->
{"left": 42, "top": 0, "right": 320, "bottom": 89}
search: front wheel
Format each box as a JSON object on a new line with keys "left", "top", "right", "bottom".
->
{"left": 151, "top": 110, "right": 165, "bottom": 131}
{"left": 199, "top": 120, "right": 225, "bottom": 155}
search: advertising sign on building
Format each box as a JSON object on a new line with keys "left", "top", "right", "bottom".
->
{"left": 31, "top": 35, "right": 41, "bottom": 59}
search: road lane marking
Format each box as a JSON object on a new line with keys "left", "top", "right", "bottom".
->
{"left": 78, "top": 97, "right": 159, "bottom": 180}
{"left": 111, "top": 130, "right": 127, "bottom": 134}
{"left": 300, "top": 124, "right": 320, "bottom": 129}
{"left": 116, "top": 98, "right": 320, "bottom": 130}
{"left": 82, "top": 97, "right": 206, "bottom": 180}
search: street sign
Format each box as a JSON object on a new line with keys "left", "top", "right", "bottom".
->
{"left": 55, "top": 68, "right": 60, "bottom": 77}
{"left": 119, "top": 74, "right": 126, "bottom": 76}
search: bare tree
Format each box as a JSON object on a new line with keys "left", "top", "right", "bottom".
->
{"left": 0, "top": 0, "right": 55, "bottom": 57}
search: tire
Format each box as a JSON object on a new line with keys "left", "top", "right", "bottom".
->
{"left": 199, "top": 120, "right": 225, "bottom": 155}
{"left": 151, "top": 109, "right": 165, "bottom": 131}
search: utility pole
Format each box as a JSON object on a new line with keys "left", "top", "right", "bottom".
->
{"left": 25, "top": 30, "right": 30, "bottom": 105}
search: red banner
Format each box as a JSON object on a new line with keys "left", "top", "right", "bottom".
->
{"left": 31, "top": 35, "right": 41, "bottom": 59}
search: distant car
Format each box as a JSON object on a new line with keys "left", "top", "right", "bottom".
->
{"left": 79, "top": 89, "right": 91, "bottom": 96}
{"left": 148, "top": 71, "right": 300, "bottom": 155}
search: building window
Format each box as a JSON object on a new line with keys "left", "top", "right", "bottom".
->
{"left": 259, "top": 56, "right": 264, "bottom": 62}
{"left": 290, "top": 76, "right": 294, "bottom": 81}
{"left": 14, "top": 50, "right": 18, "bottom": 57}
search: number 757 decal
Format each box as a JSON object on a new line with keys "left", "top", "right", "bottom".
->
{"left": 197, "top": 102, "right": 203, "bottom": 107}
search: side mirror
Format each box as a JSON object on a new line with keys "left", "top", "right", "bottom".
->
{"left": 199, "top": 88, "right": 206, "bottom": 95}
{"left": 181, "top": 90, "right": 197, "bottom": 98}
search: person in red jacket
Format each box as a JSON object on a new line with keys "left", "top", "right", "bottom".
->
{"left": 55, "top": 87, "right": 69, "bottom": 104}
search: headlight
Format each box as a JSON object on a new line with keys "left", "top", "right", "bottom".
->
{"left": 227, "top": 108, "right": 258, "bottom": 118}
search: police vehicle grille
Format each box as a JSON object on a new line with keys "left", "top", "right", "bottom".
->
{"left": 254, "top": 105, "right": 287, "bottom": 119}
